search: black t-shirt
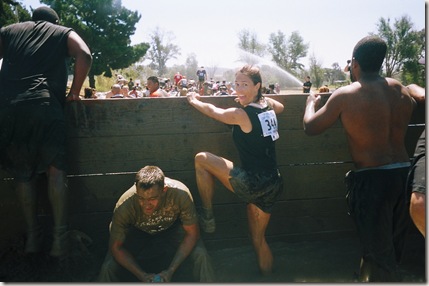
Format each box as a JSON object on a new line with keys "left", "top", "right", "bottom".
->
{"left": 303, "top": 81, "right": 312, "bottom": 93}
{"left": 196, "top": 70, "right": 206, "bottom": 81}
{"left": 0, "top": 21, "right": 73, "bottom": 106}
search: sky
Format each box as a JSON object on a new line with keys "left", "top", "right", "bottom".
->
{"left": 21, "top": 0, "right": 426, "bottom": 70}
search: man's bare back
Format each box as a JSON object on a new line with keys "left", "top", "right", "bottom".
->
{"left": 303, "top": 35, "right": 419, "bottom": 282}
{"left": 304, "top": 74, "right": 416, "bottom": 169}
{"left": 334, "top": 75, "right": 415, "bottom": 168}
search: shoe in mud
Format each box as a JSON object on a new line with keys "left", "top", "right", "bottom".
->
{"left": 25, "top": 226, "right": 43, "bottom": 253}
{"left": 50, "top": 226, "right": 70, "bottom": 257}
{"left": 199, "top": 215, "right": 216, "bottom": 233}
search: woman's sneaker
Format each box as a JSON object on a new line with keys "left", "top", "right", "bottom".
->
{"left": 199, "top": 215, "right": 216, "bottom": 233}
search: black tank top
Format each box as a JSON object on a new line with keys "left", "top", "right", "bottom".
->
{"left": 232, "top": 104, "right": 278, "bottom": 172}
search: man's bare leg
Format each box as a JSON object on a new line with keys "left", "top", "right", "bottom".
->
{"left": 47, "top": 165, "right": 69, "bottom": 256}
{"left": 16, "top": 178, "right": 43, "bottom": 253}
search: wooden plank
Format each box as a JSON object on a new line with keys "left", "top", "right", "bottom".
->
{"left": 0, "top": 94, "right": 424, "bottom": 252}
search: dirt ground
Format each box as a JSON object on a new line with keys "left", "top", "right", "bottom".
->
{"left": 0, "top": 227, "right": 425, "bottom": 283}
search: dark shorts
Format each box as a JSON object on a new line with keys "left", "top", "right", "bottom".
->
{"left": 345, "top": 166, "right": 410, "bottom": 281}
{"left": 0, "top": 101, "right": 66, "bottom": 182}
{"left": 229, "top": 167, "right": 283, "bottom": 213}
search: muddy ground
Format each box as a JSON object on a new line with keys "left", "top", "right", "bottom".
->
{"left": 0, "top": 226, "right": 425, "bottom": 283}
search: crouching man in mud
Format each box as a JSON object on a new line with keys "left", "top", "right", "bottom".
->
{"left": 98, "top": 165, "right": 214, "bottom": 282}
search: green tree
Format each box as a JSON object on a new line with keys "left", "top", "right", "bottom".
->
{"left": 237, "top": 29, "right": 265, "bottom": 57}
{"left": 1, "top": 1, "right": 31, "bottom": 27}
{"left": 329, "top": 62, "right": 346, "bottom": 83}
{"left": 401, "top": 28, "right": 426, "bottom": 87}
{"left": 287, "top": 31, "right": 308, "bottom": 72}
{"left": 40, "top": 0, "right": 149, "bottom": 88}
{"left": 308, "top": 53, "right": 324, "bottom": 89}
{"left": 184, "top": 53, "right": 198, "bottom": 79}
{"left": 146, "top": 26, "right": 180, "bottom": 77}
{"left": 268, "top": 30, "right": 308, "bottom": 76}
{"left": 375, "top": 15, "right": 424, "bottom": 82}
{"left": 268, "top": 31, "right": 289, "bottom": 71}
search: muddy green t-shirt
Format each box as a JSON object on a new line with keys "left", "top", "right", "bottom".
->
{"left": 110, "top": 178, "right": 198, "bottom": 243}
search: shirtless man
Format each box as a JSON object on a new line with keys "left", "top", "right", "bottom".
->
{"left": 303, "top": 36, "right": 417, "bottom": 282}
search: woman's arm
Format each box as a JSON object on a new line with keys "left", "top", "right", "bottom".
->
{"left": 187, "top": 92, "right": 246, "bottom": 126}
{"left": 265, "top": 96, "right": 284, "bottom": 114}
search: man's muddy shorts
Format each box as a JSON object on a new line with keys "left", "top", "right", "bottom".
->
{"left": 229, "top": 167, "right": 283, "bottom": 213}
{"left": 0, "top": 102, "right": 66, "bottom": 182}
{"left": 344, "top": 166, "right": 410, "bottom": 280}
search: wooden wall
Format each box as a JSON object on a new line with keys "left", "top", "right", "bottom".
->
{"left": 0, "top": 94, "right": 424, "bottom": 249}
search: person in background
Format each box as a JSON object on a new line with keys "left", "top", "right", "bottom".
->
{"left": 0, "top": 6, "right": 92, "bottom": 257}
{"left": 274, "top": 83, "right": 280, "bottom": 94}
{"left": 98, "top": 165, "right": 214, "bottom": 282}
{"left": 226, "top": 82, "right": 235, "bottom": 95}
{"left": 196, "top": 66, "right": 207, "bottom": 91}
{"left": 303, "top": 35, "right": 418, "bottom": 282}
{"left": 173, "top": 72, "right": 183, "bottom": 87}
{"left": 128, "top": 78, "right": 134, "bottom": 90}
{"left": 344, "top": 59, "right": 351, "bottom": 72}
{"left": 302, "top": 76, "right": 312, "bottom": 93}
{"left": 266, "top": 84, "right": 278, "bottom": 94}
{"left": 84, "top": 87, "right": 97, "bottom": 99}
{"left": 147, "top": 76, "right": 167, "bottom": 97}
{"left": 121, "top": 85, "right": 130, "bottom": 98}
{"left": 318, "top": 85, "right": 330, "bottom": 93}
{"left": 187, "top": 65, "right": 284, "bottom": 276}
{"left": 127, "top": 86, "right": 141, "bottom": 98}
{"left": 168, "top": 86, "right": 179, "bottom": 97}
{"left": 106, "top": 84, "right": 123, "bottom": 98}
{"left": 406, "top": 82, "right": 425, "bottom": 237}
{"left": 217, "top": 85, "right": 229, "bottom": 96}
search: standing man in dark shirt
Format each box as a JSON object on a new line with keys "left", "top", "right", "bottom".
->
{"left": 0, "top": 6, "right": 92, "bottom": 257}
{"left": 196, "top": 66, "right": 207, "bottom": 91}
{"left": 302, "top": 76, "right": 312, "bottom": 93}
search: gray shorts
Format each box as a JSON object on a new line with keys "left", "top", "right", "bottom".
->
{"left": 408, "top": 153, "right": 426, "bottom": 195}
{"left": 229, "top": 167, "right": 283, "bottom": 213}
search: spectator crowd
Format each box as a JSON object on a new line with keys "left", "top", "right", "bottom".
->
{"left": 81, "top": 70, "right": 290, "bottom": 99}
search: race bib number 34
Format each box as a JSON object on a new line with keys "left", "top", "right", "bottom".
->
{"left": 258, "top": 110, "right": 279, "bottom": 141}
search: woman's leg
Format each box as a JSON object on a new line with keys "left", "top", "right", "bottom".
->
{"left": 247, "top": 203, "right": 273, "bottom": 275}
{"left": 194, "top": 152, "right": 234, "bottom": 209}
{"left": 194, "top": 152, "right": 234, "bottom": 232}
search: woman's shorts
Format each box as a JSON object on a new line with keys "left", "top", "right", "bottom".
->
{"left": 408, "top": 153, "right": 426, "bottom": 195}
{"left": 229, "top": 167, "right": 283, "bottom": 213}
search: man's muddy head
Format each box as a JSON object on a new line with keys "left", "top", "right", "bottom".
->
{"left": 352, "top": 35, "right": 386, "bottom": 73}
{"left": 32, "top": 6, "right": 60, "bottom": 24}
